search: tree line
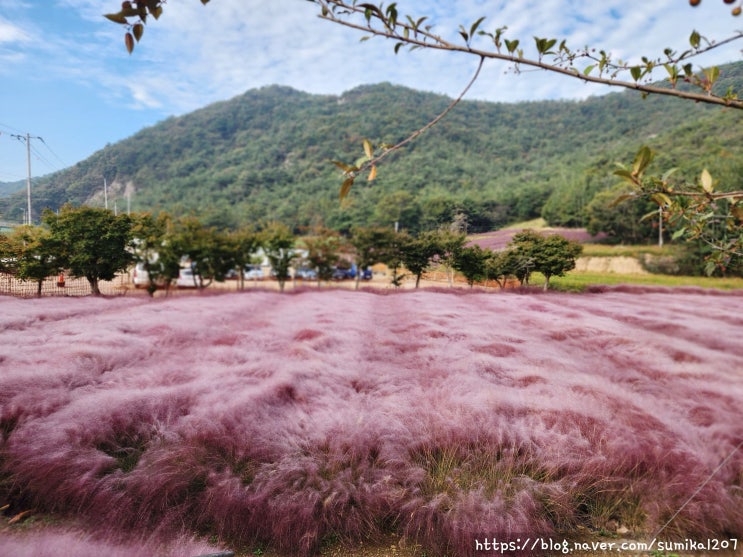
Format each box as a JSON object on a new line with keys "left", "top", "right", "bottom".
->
{"left": 0, "top": 205, "right": 582, "bottom": 296}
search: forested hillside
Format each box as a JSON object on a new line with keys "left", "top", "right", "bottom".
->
{"left": 2, "top": 62, "right": 742, "bottom": 235}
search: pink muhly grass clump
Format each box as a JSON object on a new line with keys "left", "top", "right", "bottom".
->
{"left": 0, "top": 288, "right": 742, "bottom": 556}
{"left": 0, "top": 528, "right": 218, "bottom": 557}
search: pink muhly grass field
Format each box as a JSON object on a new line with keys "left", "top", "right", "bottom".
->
{"left": 0, "top": 287, "right": 742, "bottom": 556}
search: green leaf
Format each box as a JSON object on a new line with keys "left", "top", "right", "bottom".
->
{"left": 505, "top": 39, "right": 519, "bottom": 54}
{"left": 534, "top": 37, "right": 557, "bottom": 54}
{"left": 650, "top": 193, "right": 672, "bottom": 207}
{"left": 608, "top": 193, "right": 635, "bottom": 207}
{"left": 583, "top": 65, "right": 594, "bottom": 76}
{"left": 632, "top": 146, "right": 654, "bottom": 177}
{"left": 385, "top": 2, "right": 398, "bottom": 27}
{"left": 689, "top": 30, "right": 701, "bottom": 49}
{"left": 363, "top": 139, "right": 373, "bottom": 159}
{"left": 630, "top": 66, "right": 642, "bottom": 81}
{"left": 613, "top": 168, "right": 636, "bottom": 184}
{"left": 672, "top": 227, "right": 687, "bottom": 240}
{"left": 661, "top": 167, "right": 678, "bottom": 182}
{"left": 469, "top": 16, "right": 486, "bottom": 39}
{"left": 704, "top": 66, "right": 720, "bottom": 86}
{"left": 640, "top": 209, "right": 658, "bottom": 223}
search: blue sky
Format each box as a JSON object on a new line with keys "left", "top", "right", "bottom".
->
{"left": 0, "top": 0, "right": 741, "bottom": 183}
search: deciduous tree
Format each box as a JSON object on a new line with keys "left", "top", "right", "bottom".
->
{"left": 130, "top": 212, "right": 181, "bottom": 295}
{"left": 5, "top": 225, "right": 63, "bottom": 297}
{"left": 453, "top": 244, "right": 489, "bottom": 287}
{"left": 44, "top": 205, "right": 133, "bottom": 296}
{"left": 304, "top": 227, "right": 344, "bottom": 286}
{"left": 349, "top": 226, "right": 397, "bottom": 289}
{"left": 535, "top": 234, "right": 583, "bottom": 290}
{"left": 399, "top": 231, "right": 439, "bottom": 288}
{"left": 262, "top": 222, "right": 296, "bottom": 292}
{"left": 170, "top": 216, "right": 234, "bottom": 289}
{"left": 228, "top": 226, "right": 263, "bottom": 291}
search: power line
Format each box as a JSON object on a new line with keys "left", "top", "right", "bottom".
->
{"left": 0, "top": 122, "right": 25, "bottom": 135}
{"left": 37, "top": 137, "right": 68, "bottom": 169}
{"left": 29, "top": 143, "right": 56, "bottom": 171}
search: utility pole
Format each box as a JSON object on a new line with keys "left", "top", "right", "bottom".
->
{"left": 25, "top": 133, "right": 32, "bottom": 224}
{"left": 11, "top": 132, "right": 41, "bottom": 225}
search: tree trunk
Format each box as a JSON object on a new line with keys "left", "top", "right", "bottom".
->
{"left": 88, "top": 277, "right": 101, "bottom": 296}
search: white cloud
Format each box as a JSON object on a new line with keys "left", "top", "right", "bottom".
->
{"left": 1, "top": 0, "right": 741, "bottom": 179}
{"left": 0, "top": 16, "right": 30, "bottom": 43}
{"left": 11, "top": 0, "right": 733, "bottom": 114}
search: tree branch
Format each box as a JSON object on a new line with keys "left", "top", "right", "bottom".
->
{"left": 317, "top": 0, "right": 743, "bottom": 109}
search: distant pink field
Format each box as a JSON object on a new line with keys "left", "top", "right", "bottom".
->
{"left": 1, "top": 287, "right": 742, "bottom": 556}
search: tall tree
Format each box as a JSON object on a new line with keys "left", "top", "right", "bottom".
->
{"left": 507, "top": 229, "right": 543, "bottom": 286}
{"left": 130, "top": 212, "right": 181, "bottom": 296}
{"left": 228, "top": 226, "right": 263, "bottom": 291}
{"left": 534, "top": 234, "right": 583, "bottom": 291}
{"left": 44, "top": 205, "right": 133, "bottom": 296}
{"left": 430, "top": 228, "right": 467, "bottom": 287}
{"left": 400, "top": 231, "right": 439, "bottom": 288}
{"left": 506, "top": 229, "right": 582, "bottom": 289}
{"left": 485, "top": 250, "right": 516, "bottom": 289}
{"left": 262, "top": 222, "right": 296, "bottom": 292}
{"left": 349, "top": 226, "right": 397, "bottom": 290}
{"left": 303, "top": 228, "right": 344, "bottom": 286}
{"left": 5, "top": 225, "right": 63, "bottom": 297}
{"left": 170, "top": 216, "right": 234, "bottom": 289}
{"left": 452, "top": 244, "right": 490, "bottom": 287}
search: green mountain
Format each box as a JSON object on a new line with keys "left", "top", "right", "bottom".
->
{"left": 2, "top": 62, "right": 742, "bottom": 233}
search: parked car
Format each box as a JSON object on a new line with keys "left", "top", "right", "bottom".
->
{"left": 332, "top": 264, "right": 357, "bottom": 280}
{"left": 176, "top": 267, "right": 198, "bottom": 288}
{"left": 294, "top": 267, "right": 318, "bottom": 280}
{"left": 244, "top": 265, "right": 265, "bottom": 280}
{"left": 132, "top": 262, "right": 151, "bottom": 288}
{"left": 132, "top": 262, "right": 167, "bottom": 288}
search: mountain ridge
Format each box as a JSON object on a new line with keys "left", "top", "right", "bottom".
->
{"left": 2, "top": 62, "right": 742, "bottom": 233}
